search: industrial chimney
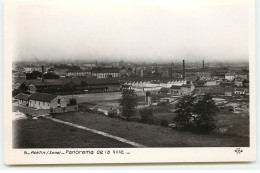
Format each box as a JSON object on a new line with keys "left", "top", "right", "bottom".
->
{"left": 203, "top": 60, "right": 205, "bottom": 70}
{"left": 41, "top": 66, "right": 45, "bottom": 82}
{"left": 182, "top": 60, "right": 185, "bottom": 79}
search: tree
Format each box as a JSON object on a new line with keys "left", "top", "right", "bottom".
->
{"left": 242, "top": 79, "right": 249, "bottom": 87}
{"left": 192, "top": 94, "right": 219, "bottom": 133}
{"left": 19, "top": 83, "right": 28, "bottom": 92}
{"left": 44, "top": 72, "right": 59, "bottom": 79}
{"left": 120, "top": 89, "right": 138, "bottom": 120}
{"left": 12, "top": 89, "right": 20, "bottom": 97}
{"left": 68, "top": 98, "right": 77, "bottom": 105}
{"left": 173, "top": 95, "right": 195, "bottom": 130}
{"left": 173, "top": 94, "right": 219, "bottom": 133}
{"left": 26, "top": 71, "right": 42, "bottom": 79}
{"left": 139, "top": 107, "right": 153, "bottom": 123}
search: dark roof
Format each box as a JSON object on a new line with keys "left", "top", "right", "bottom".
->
{"left": 14, "top": 93, "right": 30, "bottom": 101}
{"left": 171, "top": 85, "right": 181, "bottom": 89}
{"left": 91, "top": 67, "right": 119, "bottom": 73}
{"left": 181, "top": 84, "right": 193, "bottom": 87}
{"left": 28, "top": 93, "right": 58, "bottom": 102}
{"left": 25, "top": 78, "right": 120, "bottom": 87}
{"left": 197, "top": 80, "right": 207, "bottom": 84}
{"left": 67, "top": 69, "right": 91, "bottom": 73}
{"left": 235, "top": 88, "right": 246, "bottom": 92}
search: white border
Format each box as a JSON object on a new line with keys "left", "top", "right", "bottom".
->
{"left": 3, "top": 0, "right": 256, "bottom": 165}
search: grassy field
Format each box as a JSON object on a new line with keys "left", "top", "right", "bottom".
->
{"left": 52, "top": 112, "right": 249, "bottom": 147}
{"left": 13, "top": 117, "right": 133, "bottom": 148}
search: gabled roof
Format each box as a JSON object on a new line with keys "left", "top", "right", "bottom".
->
{"left": 181, "top": 84, "right": 193, "bottom": 87}
{"left": 235, "top": 77, "right": 244, "bottom": 82}
{"left": 235, "top": 88, "right": 246, "bottom": 92}
{"left": 14, "top": 93, "right": 30, "bottom": 101}
{"left": 225, "top": 73, "right": 235, "bottom": 76}
{"left": 197, "top": 80, "right": 207, "bottom": 84}
{"left": 28, "top": 93, "right": 58, "bottom": 102}
{"left": 171, "top": 85, "right": 181, "bottom": 89}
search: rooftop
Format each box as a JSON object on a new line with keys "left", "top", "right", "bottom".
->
{"left": 28, "top": 93, "right": 58, "bottom": 102}
{"left": 14, "top": 93, "right": 30, "bottom": 101}
{"left": 91, "top": 67, "right": 119, "bottom": 73}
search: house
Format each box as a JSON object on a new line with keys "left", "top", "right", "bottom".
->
{"left": 224, "top": 87, "right": 233, "bottom": 97}
{"left": 169, "top": 84, "right": 195, "bottom": 95}
{"left": 197, "top": 80, "right": 218, "bottom": 86}
{"left": 235, "top": 71, "right": 248, "bottom": 80}
{"left": 169, "top": 85, "right": 182, "bottom": 95}
{"left": 28, "top": 93, "right": 66, "bottom": 109}
{"left": 91, "top": 67, "right": 120, "bottom": 78}
{"left": 234, "top": 77, "right": 244, "bottom": 87}
{"left": 225, "top": 73, "right": 235, "bottom": 81}
{"left": 234, "top": 88, "right": 246, "bottom": 95}
{"left": 181, "top": 84, "right": 195, "bottom": 95}
{"left": 14, "top": 93, "right": 30, "bottom": 106}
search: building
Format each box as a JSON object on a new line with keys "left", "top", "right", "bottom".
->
{"left": 225, "top": 73, "right": 235, "bottom": 81}
{"left": 91, "top": 67, "right": 119, "bottom": 78}
{"left": 28, "top": 93, "right": 66, "bottom": 109}
{"left": 169, "top": 85, "right": 182, "bottom": 95}
{"left": 14, "top": 93, "right": 30, "bottom": 106}
{"left": 234, "top": 71, "right": 248, "bottom": 80}
{"left": 67, "top": 69, "right": 91, "bottom": 77}
{"left": 181, "top": 84, "right": 195, "bottom": 95}
{"left": 13, "top": 77, "right": 121, "bottom": 94}
{"left": 197, "top": 80, "right": 218, "bottom": 86}
{"left": 234, "top": 77, "right": 244, "bottom": 87}
{"left": 24, "top": 66, "right": 43, "bottom": 73}
{"left": 234, "top": 88, "right": 246, "bottom": 95}
{"left": 169, "top": 84, "right": 195, "bottom": 95}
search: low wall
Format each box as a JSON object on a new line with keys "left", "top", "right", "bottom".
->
{"left": 15, "top": 106, "right": 50, "bottom": 117}
{"left": 52, "top": 105, "right": 78, "bottom": 114}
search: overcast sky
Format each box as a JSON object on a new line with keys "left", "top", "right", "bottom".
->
{"left": 6, "top": 0, "right": 249, "bottom": 63}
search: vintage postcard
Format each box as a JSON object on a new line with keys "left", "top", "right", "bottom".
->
{"left": 4, "top": 0, "right": 256, "bottom": 164}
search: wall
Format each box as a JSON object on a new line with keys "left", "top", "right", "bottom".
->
{"left": 52, "top": 105, "right": 78, "bottom": 113}
{"left": 107, "top": 84, "right": 121, "bottom": 92}
{"left": 29, "top": 100, "right": 51, "bottom": 109}
{"left": 50, "top": 96, "right": 67, "bottom": 109}
{"left": 18, "top": 100, "right": 28, "bottom": 106}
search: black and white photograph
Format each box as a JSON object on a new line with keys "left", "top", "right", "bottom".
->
{"left": 4, "top": 0, "right": 256, "bottom": 164}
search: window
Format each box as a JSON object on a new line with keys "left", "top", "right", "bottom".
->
{"left": 58, "top": 99, "right": 61, "bottom": 104}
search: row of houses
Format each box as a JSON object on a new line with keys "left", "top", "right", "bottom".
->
{"left": 13, "top": 78, "right": 122, "bottom": 94}
{"left": 14, "top": 66, "right": 121, "bottom": 79}
{"left": 14, "top": 92, "right": 67, "bottom": 109}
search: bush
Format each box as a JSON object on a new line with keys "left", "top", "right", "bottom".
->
{"left": 139, "top": 107, "right": 153, "bottom": 123}
{"left": 68, "top": 98, "right": 77, "bottom": 105}
{"left": 160, "top": 119, "right": 169, "bottom": 127}
{"left": 157, "top": 102, "right": 168, "bottom": 107}
{"left": 108, "top": 109, "right": 118, "bottom": 118}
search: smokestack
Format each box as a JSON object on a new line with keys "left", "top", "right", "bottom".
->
{"left": 41, "top": 66, "right": 45, "bottom": 82}
{"left": 203, "top": 60, "right": 205, "bottom": 70}
{"left": 182, "top": 60, "right": 185, "bottom": 79}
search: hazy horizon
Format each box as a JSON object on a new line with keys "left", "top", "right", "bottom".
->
{"left": 6, "top": 0, "right": 249, "bottom": 63}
